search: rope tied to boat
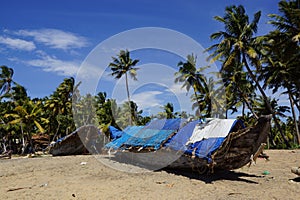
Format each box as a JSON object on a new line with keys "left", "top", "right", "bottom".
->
{"left": 248, "top": 143, "right": 266, "bottom": 167}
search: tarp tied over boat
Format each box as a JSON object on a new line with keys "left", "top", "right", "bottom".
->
{"left": 49, "top": 115, "right": 270, "bottom": 172}
{"left": 105, "top": 118, "right": 186, "bottom": 151}
{"left": 164, "top": 118, "right": 244, "bottom": 162}
{"left": 106, "top": 118, "right": 244, "bottom": 162}
{"left": 188, "top": 119, "right": 239, "bottom": 143}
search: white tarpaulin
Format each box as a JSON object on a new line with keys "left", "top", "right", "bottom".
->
{"left": 186, "top": 118, "right": 236, "bottom": 144}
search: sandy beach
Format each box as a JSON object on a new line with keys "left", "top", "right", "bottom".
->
{"left": 0, "top": 149, "right": 299, "bottom": 200}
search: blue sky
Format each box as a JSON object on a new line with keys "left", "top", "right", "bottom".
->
{"left": 0, "top": 0, "right": 281, "bottom": 116}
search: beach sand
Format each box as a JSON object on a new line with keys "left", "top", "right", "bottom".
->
{"left": 0, "top": 149, "right": 299, "bottom": 200}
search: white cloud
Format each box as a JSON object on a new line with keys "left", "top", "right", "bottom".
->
{"left": 169, "top": 82, "right": 190, "bottom": 96}
{"left": 17, "top": 29, "right": 89, "bottom": 50}
{"left": 131, "top": 90, "right": 164, "bottom": 110}
{"left": 0, "top": 36, "right": 36, "bottom": 51}
{"left": 24, "top": 53, "right": 79, "bottom": 76}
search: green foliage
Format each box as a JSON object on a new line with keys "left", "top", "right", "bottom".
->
{"left": 43, "top": 77, "right": 77, "bottom": 141}
{"left": 175, "top": 54, "right": 212, "bottom": 118}
{"left": 157, "top": 102, "right": 176, "bottom": 119}
{"left": 206, "top": 2, "right": 300, "bottom": 148}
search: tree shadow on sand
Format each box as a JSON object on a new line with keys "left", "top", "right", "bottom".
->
{"left": 163, "top": 168, "right": 262, "bottom": 184}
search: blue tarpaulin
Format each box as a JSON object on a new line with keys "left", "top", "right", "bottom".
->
{"left": 184, "top": 137, "right": 225, "bottom": 162}
{"left": 105, "top": 118, "right": 244, "bottom": 162}
{"left": 105, "top": 126, "right": 144, "bottom": 149}
{"left": 105, "top": 119, "right": 185, "bottom": 150}
{"left": 144, "top": 118, "right": 186, "bottom": 130}
{"left": 109, "top": 126, "right": 123, "bottom": 140}
{"left": 164, "top": 119, "right": 202, "bottom": 151}
{"left": 165, "top": 119, "right": 244, "bottom": 162}
{"left": 123, "top": 129, "right": 174, "bottom": 149}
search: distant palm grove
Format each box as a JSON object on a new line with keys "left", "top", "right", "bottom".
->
{"left": 1, "top": 1, "right": 299, "bottom": 154}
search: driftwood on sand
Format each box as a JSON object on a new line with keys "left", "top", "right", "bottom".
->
{"left": 0, "top": 150, "right": 12, "bottom": 159}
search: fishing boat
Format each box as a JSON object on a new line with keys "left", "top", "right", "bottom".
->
{"left": 105, "top": 115, "right": 271, "bottom": 173}
{"left": 49, "top": 125, "right": 101, "bottom": 156}
{"left": 167, "top": 115, "right": 271, "bottom": 172}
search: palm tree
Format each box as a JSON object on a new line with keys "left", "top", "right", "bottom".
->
{"left": 192, "top": 77, "right": 227, "bottom": 118}
{"left": 206, "top": 5, "right": 290, "bottom": 147}
{"left": 157, "top": 102, "right": 176, "bottom": 119}
{"left": 44, "top": 77, "right": 78, "bottom": 141}
{"left": 206, "top": 5, "right": 264, "bottom": 106}
{"left": 260, "top": 0, "right": 300, "bottom": 144}
{"left": 0, "top": 66, "right": 17, "bottom": 98}
{"left": 0, "top": 100, "right": 16, "bottom": 152}
{"left": 254, "top": 96, "right": 290, "bottom": 118}
{"left": 222, "top": 63, "right": 258, "bottom": 118}
{"left": 259, "top": 35, "right": 300, "bottom": 144}
{"left": 11, "top": 85, "right": 29, "bottom": 103}
{"left": 95, "top": 92, "right": 119, "bottom": 129}
{"left": 108, "top": 49, "right": 139, "bottom": 125}
{"left": 253, "top": 96, "right": 291, "bottom": 148}
{"left": 269, "top": 0, "right": 300, "bottom": 44}
{"left": 175, "top": 54, "right": 209, "bottom": 117}
{"left": 4, "top": 100, "right": 45, "bottom": 154}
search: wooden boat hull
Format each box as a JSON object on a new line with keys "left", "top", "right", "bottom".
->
{"left": 117, "top": 115, "right": 271, "bottom": 172}
{"left": 49, "top": 125, "right": 101, "bottom": 156}
{"left": 212, "top": 115, "right": 271, "bottom": 170}
{"left": 166, "top": 115, "right": 271, "bottom": 172}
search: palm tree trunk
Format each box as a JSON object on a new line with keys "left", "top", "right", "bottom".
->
{"left": 20, "top": 122, "right": 25, "bottom": 155}
{"left": 290, "top": 93, "right": 300, "bottom": 113}
{"left": 125, "top": 73, "right": 132, "bottom": 125}
{"left": 288, "top": 92, "right": 300, "bottom": 145}
{"left": 2, "top": 142, "right": 7, "bottom": 152}
{"left": 236, "top": 85, "right": 258, "bottom": 119}
{"left": 52, "top": 122, "right": 61, "bottom": 142}
{"left": 193, "top": 90, "right": 202, "bottom": 118}
{"left": 243, "top": 97, "right": 259, "bottom": 119}
{"left": 242, "top": 101, "right": 245, "bottom": 117}
{"left": 1, "top": 119, "right": 7, "bottom": 152}
{"left": 242, "top": 54, "right": 291, "bottom": 148}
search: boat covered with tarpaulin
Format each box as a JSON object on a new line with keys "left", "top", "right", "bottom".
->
{"left": 105, "top": 115, "right": 271, "bottom": 172}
